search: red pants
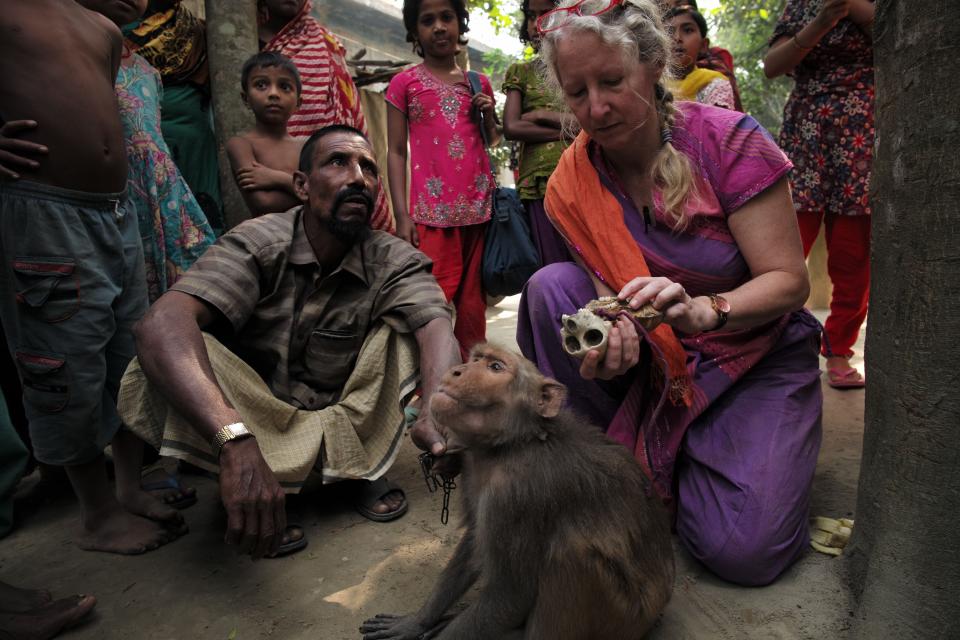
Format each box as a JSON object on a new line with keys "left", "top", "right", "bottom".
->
{"left": 416, "top": 223, "right": 487, "bottom": 360}
{"left": 797, "top": 211, "right": 871, "bottom": 358}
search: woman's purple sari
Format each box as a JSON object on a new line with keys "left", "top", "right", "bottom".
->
{"left": 517, "top": 103, "right": 823, "bottom": 585}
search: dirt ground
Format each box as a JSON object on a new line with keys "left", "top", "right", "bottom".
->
{"left": 0, "top": 299, "right": 865, "bottom": 639}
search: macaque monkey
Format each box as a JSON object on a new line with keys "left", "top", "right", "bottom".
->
{"left": 360, "top": 344, "right": 674, "bottom": 640}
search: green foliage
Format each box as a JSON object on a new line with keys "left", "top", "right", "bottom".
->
{"left": 467, "top": 0, "right": 518, "bottom": 33}
{"left": 708, "top": 0, "right": 793, "bottom": 136}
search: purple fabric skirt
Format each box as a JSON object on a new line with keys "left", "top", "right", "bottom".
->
{"left": 517, "top": 262, "right": 823, "bottom": 586}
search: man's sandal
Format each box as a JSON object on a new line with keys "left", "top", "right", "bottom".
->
{"left": 269, "top": 524, "right": 308, "bottom": 558}
{"left": 354, "top": 477, "right": 408, "bottom": 523}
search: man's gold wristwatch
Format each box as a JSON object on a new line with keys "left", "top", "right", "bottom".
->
{"left": 212, "top": 422, "right": 254, "bottom": 453}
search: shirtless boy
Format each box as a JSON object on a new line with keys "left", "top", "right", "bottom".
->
{"left": 226, "top": 52, "right": 305, "bottom": 217}
{"left": 0, "top": 0, "right": 185, "bottom": 554}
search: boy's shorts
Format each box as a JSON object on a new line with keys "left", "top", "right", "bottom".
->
{"left": 0, "top": 180, "right": 148, "bottom": 466}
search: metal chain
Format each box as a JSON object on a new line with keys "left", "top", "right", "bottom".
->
{"left": 418, "top": 452, "right": 455, "bottom": 525}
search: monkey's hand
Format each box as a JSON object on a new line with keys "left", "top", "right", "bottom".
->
{"left": 360, "top": 613, "right": 449, "bottom": 640}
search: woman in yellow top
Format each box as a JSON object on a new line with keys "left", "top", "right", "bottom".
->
{"left": 501, "top": 0, "right": 577, "bottom": 265}
{"left": 664, "top": 4, "right": 736, "bottom": 109}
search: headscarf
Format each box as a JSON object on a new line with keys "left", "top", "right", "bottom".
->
{"left": 125, "top": 1, "right": 208, "bottom": 85}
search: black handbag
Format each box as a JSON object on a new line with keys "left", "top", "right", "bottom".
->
{"left": 467, "top": 71, "right": 541, "bottom": 297}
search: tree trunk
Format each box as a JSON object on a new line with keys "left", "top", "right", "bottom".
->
{"left": 845, "top": 0, "right": 960, "bottom": 636}
{"left": 204, "top": 0, "right": 258, "bottom": 230}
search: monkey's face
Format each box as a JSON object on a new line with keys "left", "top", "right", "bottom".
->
{"left": 430, "top": 344, "right": 567, "bottom": 451}
{"left": 430, "top": 347, "right": 520, "bottom": 450}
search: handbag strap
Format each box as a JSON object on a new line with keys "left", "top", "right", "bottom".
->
{"left": 466, "top": 70, "right": 500, "bottom": 186}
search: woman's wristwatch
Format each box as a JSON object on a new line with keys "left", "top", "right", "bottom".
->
{"left": 212, "top": 422, "right": 254, "bottom": 454}
{"left": 707, "top": 294, "right": 730, "bottom": 331}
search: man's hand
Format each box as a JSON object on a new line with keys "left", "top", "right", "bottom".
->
{"left": 410, "top": 413, "right": 462, "bottom": 478}
{"left": 410, "top": 413, "right": 446, "bottom": 457}
{"left": 0, "top": 120, "right": 47, "bottom": 180}
{"left": 218, "top": 437, "right": 286, "bottom": 559}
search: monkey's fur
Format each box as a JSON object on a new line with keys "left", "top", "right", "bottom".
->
{"left": 360, "top": 344, "right": 675, "bottom": 640}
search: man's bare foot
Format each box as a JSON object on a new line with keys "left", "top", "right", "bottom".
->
{"left": 0, "top": 594, "right": 96, "bottom": 640}
{"left": 0, "top": 581, "right": 52, "bottom": 613}
{"left": 117, "top": 487, "right": 184, "bottom": 525}
{"left": 78, "top": 507, "right": 186, "bottom": 555}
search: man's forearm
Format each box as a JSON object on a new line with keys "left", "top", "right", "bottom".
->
{"left": 414, "top": 317, "right": 461, "bottom": 408}
{"left": 133, "top": 295, "right": 243, "bottom": 443}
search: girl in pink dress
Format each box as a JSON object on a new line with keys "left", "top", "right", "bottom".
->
{"left": 386, "top": 0, "right": 499, "bottom": 358}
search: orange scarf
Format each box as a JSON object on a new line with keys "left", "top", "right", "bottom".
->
{"left": 545, "top": 131, "right": 691, "bottom": 405}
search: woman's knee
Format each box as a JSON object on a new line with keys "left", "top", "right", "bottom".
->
{"left": 523, "top": 262, "right": 589, "bottom": 304}
{"left": 678, "top": 506, "right": 809, "bottom": 587}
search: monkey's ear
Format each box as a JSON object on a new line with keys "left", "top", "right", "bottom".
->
{"left": 538, "top": 379, "right": 567, "bottom": 419}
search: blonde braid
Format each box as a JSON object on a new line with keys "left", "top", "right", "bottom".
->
{"left": 651, "top": 84, "right": 695, "bottom": 230}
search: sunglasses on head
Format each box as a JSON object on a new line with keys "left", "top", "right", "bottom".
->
{"left": 536, "top": 0, "right": 624, "bottom": 35}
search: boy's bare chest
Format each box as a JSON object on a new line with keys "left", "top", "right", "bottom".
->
{"left": 252, "top": 139, "right": 302, "bottom": 174}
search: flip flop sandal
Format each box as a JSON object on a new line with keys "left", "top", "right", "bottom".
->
{"left": 826, "top": 367, "right": 865, "bottom": 389}
{"left": 269, "top": 524, "right": 308, "bottom": 558}
{"left": 404, "top": 405, "right": 420, "bottom": 428}
{"left": 354, "top": 477, "right": 409, "bottom": 523}
{"left": 809, "top": 516, "right": 854, "bottom": 556}
{"left": 140, "top": 471, "right": 198, "bottom": 510}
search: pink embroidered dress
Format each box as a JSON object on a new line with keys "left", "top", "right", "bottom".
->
{"left": 385, "top": 64, "right": 493, "bottom": 227}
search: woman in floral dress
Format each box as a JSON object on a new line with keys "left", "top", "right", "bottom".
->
{"left": 764, "top": 0, "right": 875, "bottom": 387}
{"left": 116, "top": 50, "right": 215, "bottom": 302}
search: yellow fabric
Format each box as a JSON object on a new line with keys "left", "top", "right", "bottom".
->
{"left": 666, "top": 67, "right": 727, "bottom": 102}
{"left": 117, "top": 325, "right": 419, "bottom": 493}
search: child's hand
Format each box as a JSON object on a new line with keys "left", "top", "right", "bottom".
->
{"left": 520, "top": 109, "right": 550, "bottom": 125}
{"left": 236, "top": 162, "right": 287, "bottom": 191}
{"left": 814, "top": 0, "right": 851, "bottom": 30}
{"left": 471, "top": 93, "right": 497, "bottom": 119}
{"left": 395, "top": 215, "right": 420, "bottom": 248}
{"left": 0, "top": 120, "right": 47, "bottom": 181}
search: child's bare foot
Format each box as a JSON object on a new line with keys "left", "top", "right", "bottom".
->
{"left": 0, "top": 581, "right": 52, "bottom": 613}
{"left": 0, "top": 594, "right": 96, "bottom": 640}
{"left": 139, "top": 467, "right": 197, "bottom": 510}
{"left": 78, "top": 506, "right": 185, "bottom": 555}
{"left": 117, "top": 487, "right": 185, "bottom": 526}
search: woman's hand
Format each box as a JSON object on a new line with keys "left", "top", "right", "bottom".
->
{"left": 814, "top": 0, "right": 852, "bottom": 31}
{"left": 579, "top": 317, "right": 642, "bottom": 381}
{"left": 618, "top": 276, "right": 718, "bottom": 336}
